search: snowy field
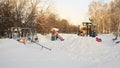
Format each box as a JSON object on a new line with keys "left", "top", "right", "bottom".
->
{"left": 0, "top": 34, "right": 120, "bottom": 68}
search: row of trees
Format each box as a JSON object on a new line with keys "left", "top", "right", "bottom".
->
{"left": 0, "top": 0, "right": 78, "bottom": 37}
{"left": 89, "top": 0, "right": 120, "bottom": 34}
{"left": 37, "top": 12, "right": 78, "bottom": 34}
{"left": 0, "top": 0, "right": 39, "bottom": 37}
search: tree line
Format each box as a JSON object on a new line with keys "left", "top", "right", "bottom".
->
{"left": 0, "top": 0, "right": 78, "bottom": 37}
{"left": 89, "top": 0, "right": 120, "bottom": 34}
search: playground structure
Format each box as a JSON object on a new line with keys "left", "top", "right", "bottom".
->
{"left": 10, "top": 27, "right": 38, "bottom": 44}
{"left": 50, "top": 28, "right": 64, "bottom": 41}
{"left": 78, "top": 22, "right": 97, "bottom": 37}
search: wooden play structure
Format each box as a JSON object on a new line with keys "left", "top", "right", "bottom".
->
{"left": 78, "top": 22, "right": 97, "bottom": 37}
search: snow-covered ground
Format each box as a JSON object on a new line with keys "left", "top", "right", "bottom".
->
{"left": 0, "top": 34, "right": 120, "bottom": 68}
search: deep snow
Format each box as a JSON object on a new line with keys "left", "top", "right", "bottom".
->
{"left": 0, "top": 34, "right": 120, "bottom": 68}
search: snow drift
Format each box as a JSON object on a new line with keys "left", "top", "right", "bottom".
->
{"left": 0, "top": 34, "right": 120, "bottom": 68}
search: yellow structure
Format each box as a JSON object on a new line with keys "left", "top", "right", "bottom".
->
{"left": 78, "top": 22, "right": 97, "bottom": 37}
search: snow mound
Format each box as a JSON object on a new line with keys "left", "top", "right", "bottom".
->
{"left": 0, "top": 38, "right": 25, "bottom": 49}
{"left": 0, "top": 34, "right": 120, "bottom": 68}
{"left": 37, "top": 34, "right": 51, "bottom": 42}
{"left": 63, "top": 37, "right": 120, "bottom": 64}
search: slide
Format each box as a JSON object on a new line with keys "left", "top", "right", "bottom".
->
{"left": 57, "top": 34, "right": 64, "bottom": 41}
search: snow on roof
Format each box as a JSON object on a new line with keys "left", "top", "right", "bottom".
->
{"left": 51, "top": 28, "right": 59, "bottom": 32}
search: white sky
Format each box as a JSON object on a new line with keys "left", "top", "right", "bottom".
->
{"left": 55, "top": 0, "right": 111, "bottom": 25}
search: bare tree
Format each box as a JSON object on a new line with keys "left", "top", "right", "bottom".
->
{"left": 0, "top": 0, "right": 40, "bottom": 37}
{"left": 88, "top": 0, "right": 115, "bottom": 34}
